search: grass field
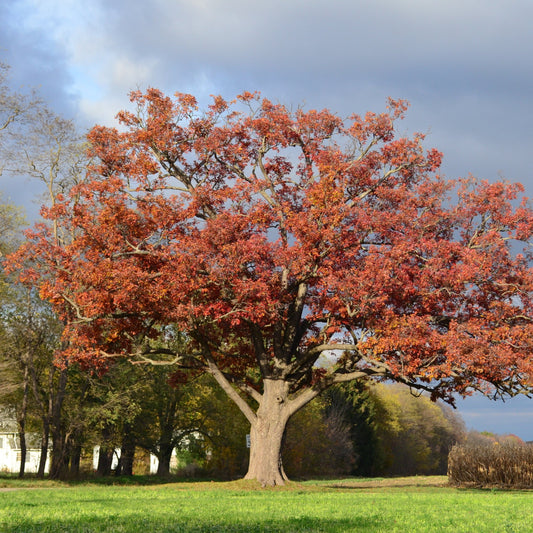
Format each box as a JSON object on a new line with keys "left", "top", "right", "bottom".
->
{"left": 0, "top": 476, "right": 532, "bottom": 532}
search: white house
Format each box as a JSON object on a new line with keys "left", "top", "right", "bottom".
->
{"left": 0, "top": 415, "right": 50, "bottom": 474}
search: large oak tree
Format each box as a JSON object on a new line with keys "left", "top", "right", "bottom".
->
{"left": 9, "top": 90, "right": 533, "bottom": 486}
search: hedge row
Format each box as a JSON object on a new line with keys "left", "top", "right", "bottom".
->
{"left": 448, "top": 442, "right": 533, "bottom": 488}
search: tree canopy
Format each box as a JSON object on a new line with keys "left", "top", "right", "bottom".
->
{"left": 9, "top": 89, "right": 533, "bottom": 485}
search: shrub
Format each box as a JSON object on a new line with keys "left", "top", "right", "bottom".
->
{"left": 448, "top": 442, "right": 533, "bottom": 488}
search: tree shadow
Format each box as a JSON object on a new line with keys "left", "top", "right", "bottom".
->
{"left": 3, "top": 514, "right": 384, "bottom": 532}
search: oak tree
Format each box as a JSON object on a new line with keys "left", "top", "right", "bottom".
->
{"left": 9, "top": 90, "right": 533, "bottom": 486}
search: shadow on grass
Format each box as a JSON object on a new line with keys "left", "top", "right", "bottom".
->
{"left": 66, "top": 474, "right": 212, "bottom": 485}
{"left": 2, "top": 515, "right": 383, "bottom": 533}
{"left": 0, "top": 473, "right": 217, "bottom": 488}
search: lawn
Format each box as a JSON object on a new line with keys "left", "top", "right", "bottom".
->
{"left": 0, "top": 476, "right": 531, "bottom": 532}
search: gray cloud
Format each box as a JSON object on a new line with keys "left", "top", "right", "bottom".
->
{"left": 71, "top": 0, "right": 532, "bottom": 192}
{"left": 3, "top": 0, "right": 532, "bottom": 254}
{"left": 0, "top": 1, "right": 74, "bottom": 217}
{"left": 97, "top": 0, "right": 532, "bottom": 97}
{"left": 0, "top": 0, "right": 77, "bottom": 117}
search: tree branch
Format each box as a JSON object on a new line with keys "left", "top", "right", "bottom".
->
{"left": 203, "top": 350, "right": 257, "bottom": 424}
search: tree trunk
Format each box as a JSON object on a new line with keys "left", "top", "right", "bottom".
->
{"left": 18, "top": 425, "right": 27, "bottom": 479}
{"left": 49, "top": 368, "right": 69, "bottom": 480}
{"left": 37, "top": 419, "right": 50, "bottom": 478}
{"left": 207, "top": 357, "right": 321, "bottom": 487}
{"left": 50, "top": 432, "right": 70, "bottom": 479}
{"left": 156, "top": 441, "right": 173, "bottom": 476}
{"left": 27, "top": 352, "right": 51, "bottom": 478}
{"left": 69, "top": 441, "right": 82, "bottom": 477}
{"left": 244, "top": 379, "right": 291, "bottom": 487}
{"left": 17, "top": 365, "right": 30, "bottom": 479}
{"left": 119, "top": 443, "right": 135, "bottom": 476}
{"left": 97, "top": 446, "right": 114, "bottom": 476}
{"left": 116, "top": 425, "right": 135, "bottom": 476}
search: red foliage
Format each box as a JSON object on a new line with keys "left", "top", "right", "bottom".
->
{"left": 8, "top": 90, "right": 533, "bottom": 404}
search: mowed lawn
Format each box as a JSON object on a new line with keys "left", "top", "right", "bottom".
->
{"left": 0, "top": 476, "right": 531, "bottom": 532}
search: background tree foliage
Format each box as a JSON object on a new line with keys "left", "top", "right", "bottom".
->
{"left": 0, "top": 61, "right": 91, "bottom": 479}
{"left": 283, "top": 382, "right": 465, "bottom": 478}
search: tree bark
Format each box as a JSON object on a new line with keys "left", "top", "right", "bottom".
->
{"left": 17, "top": 365, "right": 30, "bottom": 479}
{"left": 244, "top": 379, "right": 291, "bottom": 487}
{"left": 37, "top": 419, "right": 50, "bottom": 478}
{"left": 69, "top": 428, "right": 85, "bottom": 478}
{"left": 119, "top": 443, "right": 135, "bottom": 476}
{"left": 116, "top": 424, "right": 136, "bottom": 476}
{"left": 69, "top": 443, "right": 82, "bottom": 477}
{"left": 156, "top": 440, "right": 174, "bottom": 476}
{"left": 17, "top": 424, "right": 27, "bottom": 479}
{"left": 50, "top": 431, "right": 70, "bottom": 479}
{"left": 97, "top": 446, "right": 114, "bottom": 476}
{"left": 49, "top": 368, "right": 69, "bottom": 480}
{"left": 49, "top": 435, "right": 70, "bottom": 479}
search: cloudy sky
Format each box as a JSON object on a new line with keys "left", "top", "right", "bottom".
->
{"left": 1, "top": 0, "right": 532, "bottom": 440}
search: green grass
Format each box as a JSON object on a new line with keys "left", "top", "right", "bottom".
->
{"left": 0, "top": 476, "right": 531, "bottom": 532}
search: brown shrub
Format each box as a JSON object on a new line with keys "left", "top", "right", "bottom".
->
{"left": 448, "top": 442, "right": 533, "bottom": 488}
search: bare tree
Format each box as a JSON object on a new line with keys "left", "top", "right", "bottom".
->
{"left": 0, "top": 63, "right": 41, "bottom": 176}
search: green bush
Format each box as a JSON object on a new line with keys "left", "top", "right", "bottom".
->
{"left": 448, "top": 442, "right": 533, "bottom": 488}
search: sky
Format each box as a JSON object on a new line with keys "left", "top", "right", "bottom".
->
{"left": 1, "top": 0, "right": 532, "bottom": 440}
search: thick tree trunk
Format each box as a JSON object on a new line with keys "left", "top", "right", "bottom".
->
{"left": 97, "top": 446, "right": 114, "bottom": 476}
{"left": 118, "top": 443, "right": 135, "bottom": 476}
{"left": 206, "top": 356, "right": 321, "bottom": 487}
{"left": 49, "top": 368, "right": 69, "bottom": 480}
{"left": 244, "top": 379, "right": 291, "bottom": 487}
{"left": 50, "top": 432, "right": 70, "bottom": 479}
{"left": 156, "top": 441, "right": 174, "bottom": 476}
{"left": 116, "top": 425, "right": 136, "bottom": 476}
